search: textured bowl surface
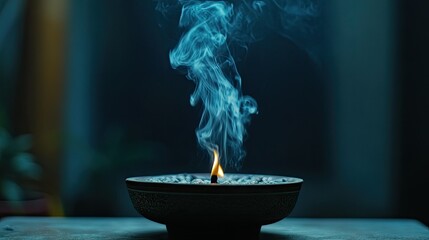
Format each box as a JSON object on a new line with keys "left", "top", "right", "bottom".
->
{"left": 126, "top": 173, "right": 302, "bottom": 226}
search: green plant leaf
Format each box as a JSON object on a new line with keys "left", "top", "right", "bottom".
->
{"left": 1, "top": 179, "right": 23, "bottom": 201}
{"left": 12, "top": 153, "right": 41, "bottom": 179}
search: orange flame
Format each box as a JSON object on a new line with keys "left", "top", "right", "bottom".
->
{"left": 211, "top": 150, "right": 224, "bottom": 178}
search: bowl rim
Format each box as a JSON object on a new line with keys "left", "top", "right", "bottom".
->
{"left": 126, "top": 173, "right": 303, "bottom": 194}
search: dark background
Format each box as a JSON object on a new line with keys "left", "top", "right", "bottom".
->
{"left": 0, "top": 0, "right": 428, "bottom": 226}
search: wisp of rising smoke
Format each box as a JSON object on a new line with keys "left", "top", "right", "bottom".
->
{"left": 157, "top": 0, "right": 320, "bottom": 169}
{"left": 170, "top": 1, "right": 257, "bottom": 168}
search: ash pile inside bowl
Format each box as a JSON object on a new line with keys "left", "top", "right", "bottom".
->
{"left": 146, "top": 174, "right": 295, "bottom": 185}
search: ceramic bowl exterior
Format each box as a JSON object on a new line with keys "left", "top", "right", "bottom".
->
{"left": 126, "top": 174, "right": 303, "bottom": 226}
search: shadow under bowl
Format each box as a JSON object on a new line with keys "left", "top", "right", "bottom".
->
{"left": 126, "top": 173, "right": 303, "bottom": 240}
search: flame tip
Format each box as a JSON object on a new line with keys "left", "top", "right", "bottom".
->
{"left": 211, "top": 149, "right": 224, "bottom": 179}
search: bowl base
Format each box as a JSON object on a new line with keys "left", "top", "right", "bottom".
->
{"left": 166, "top": 224, "right": 261, "bottom": 240}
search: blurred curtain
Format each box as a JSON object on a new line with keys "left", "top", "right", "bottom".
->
{"left": 0, "top": 0, "right": 25, "bottom": 127}
{"left": 12, "top": 0, "right": 68, "bottom": 216}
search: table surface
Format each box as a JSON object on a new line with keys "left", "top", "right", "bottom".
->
{"left": 1, "top": 217, "right": 428, "bottom": 240}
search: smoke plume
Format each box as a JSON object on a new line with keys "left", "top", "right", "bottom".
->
{"left": 156, "top": 0, "right": 320, "bottom": 169}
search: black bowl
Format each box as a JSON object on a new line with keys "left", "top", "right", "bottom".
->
{"left": 126, "top": 173, "right": 303, "bottom": 240}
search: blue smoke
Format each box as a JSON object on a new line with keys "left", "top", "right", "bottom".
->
{"left": 158, "top": 0, "right": 320, "bottom": 169}
{"left": 169, "top": 1, "right": 257, "bottom": 168}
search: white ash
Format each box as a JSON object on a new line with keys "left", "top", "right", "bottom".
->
{"left": 146, "top": 174, "right": 294, "bottom": 185}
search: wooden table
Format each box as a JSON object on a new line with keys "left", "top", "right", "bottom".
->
{"left": 1, "top": 217, "right": 428, "bottom": 239}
